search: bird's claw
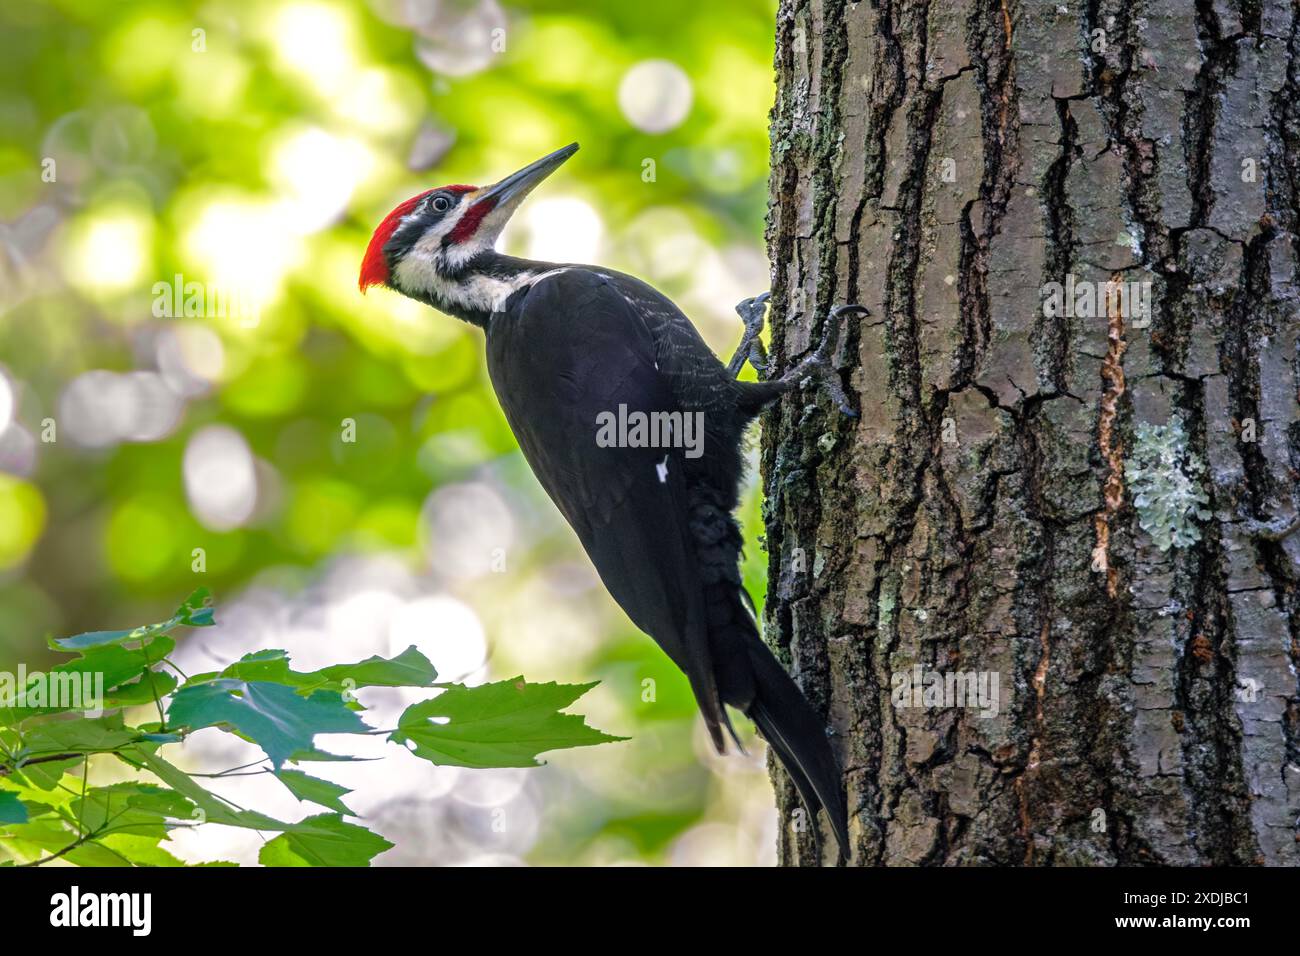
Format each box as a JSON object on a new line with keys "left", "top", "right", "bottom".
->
{"left": 728, "top": 291, "right": 772, "bottom": 378}
{"left": 735, "top": 291, "right": 770, "bottom": 327}
{"left": 729, "top": 295, "right": 868, "bottom": 416}
{"left": 785, "top": 304, "right": 869, "bottom": 417}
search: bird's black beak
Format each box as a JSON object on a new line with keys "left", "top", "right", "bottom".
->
{"left": 471, "top": 143, "right": 579, "bottom": 226}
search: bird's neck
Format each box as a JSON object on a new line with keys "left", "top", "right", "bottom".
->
{"left": 403, "top": 250, "right": 559, "bottom": 328}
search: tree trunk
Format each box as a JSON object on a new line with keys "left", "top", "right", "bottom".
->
{"left": 762, "top": 0, "right": 1300, "bottom": 866}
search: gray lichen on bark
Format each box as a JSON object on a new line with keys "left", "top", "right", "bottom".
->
{"left": 762, "top": 0, "right": 1300, "bottom": 866}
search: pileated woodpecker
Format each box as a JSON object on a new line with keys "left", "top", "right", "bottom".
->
{"left": 361, "top": 143, "right": 862, "bottom": 858}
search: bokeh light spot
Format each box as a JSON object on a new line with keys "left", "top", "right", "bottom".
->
{"left": 62, "top": 207, "right": 153, "bottom": 295}
{"left": 618, "top": 60, "right": 693, "bottom": 134}
{"left": 508, "top": 196, "right": 603, "bottom": 265}
{"left": 0, "top": 475, "right": 45, "bottom": 569}
{"left": 268, "top": 3, "right": 356, "bottom": 96}
{"left": 183, "top": 425, "right": 258, "bottom": 531}
{"left": 0, "top": 370, "right": 13, "bottom": 433}
{"left": 107, "top": 496, "right": 181, "bottom": 583}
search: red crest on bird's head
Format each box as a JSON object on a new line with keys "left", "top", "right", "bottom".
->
{"left": 358, "top": 144, "right": 579, "bottom": 302}
{"left": 358, "top": 185, "right": 478, "bottom": 292}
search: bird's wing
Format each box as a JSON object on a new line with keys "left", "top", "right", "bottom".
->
{"left": 595, "top": 270, "right": 747, "bottom": 418}
{"left": 486, "top": 268, "right": 734, "bottom": 748}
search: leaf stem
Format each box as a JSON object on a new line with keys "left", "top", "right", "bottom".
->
{"left": 138, "top": 639, "right": 167, "bottom": 731}
{"left": 75, "top": 758, "right": 89, "bottom": 837}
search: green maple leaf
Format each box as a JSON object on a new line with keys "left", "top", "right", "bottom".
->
{"left": 51, "top": 588, "right": 213, "bottom": 652}
{"left": 22, "top": 714, "right": 143, "bottom": 756}
{"left": 192, "top": 646, "right": 437, "bottom": 695}
{"left": 259, "top": 814, "right": 392, "bottom": 867}
{"left": 274, "top": 769, "right": 354, "bottom": 814}
{"left": 311, "top": 645, "right": 437, "bottom": 689}
{"left": 391, "top": 677, "right": 626, "bottom": 769}
{"left": 0, "top": 792, "right": 28, "bottom": 825}
{"left": 167, "top": 680, "right": 369, "bottom": 768}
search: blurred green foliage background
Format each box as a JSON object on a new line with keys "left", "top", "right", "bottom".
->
{"left": 0, "top": 0, "right": 782, "bottom": 864}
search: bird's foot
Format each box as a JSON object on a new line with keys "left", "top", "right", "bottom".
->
{"left": 780, "top": 304, "right": 869, "bottom": 417}
{"left": 727, "top": 291, "right": 772, "bottom": 379}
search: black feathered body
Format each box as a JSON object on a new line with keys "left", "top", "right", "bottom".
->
{"left": 445, "top": 258, "right": 847, "bottom": 854}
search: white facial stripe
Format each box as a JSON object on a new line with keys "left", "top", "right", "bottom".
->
{"left": 444, "top": 234, "right": 490, "bottom": 270}
{"left": 394, "top": 251, "right": 538, "bottom": 314}
{"left": 391, "top": 198, "right": 572, "bottom": 314}
{"left": 408, "top": 202, "right": 469, "bottom": 252}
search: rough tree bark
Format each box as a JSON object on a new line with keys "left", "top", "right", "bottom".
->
{"left": 761, "top": 0, "right": 1300, "bottom": 866}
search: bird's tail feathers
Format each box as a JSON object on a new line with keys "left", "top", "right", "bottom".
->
{"left": 686, "top": 493, "right": 848, "bottom": 858}
{"left": 687, "top": 667, "right": 743, "bottom": 755}
{"left": 744, "top": 640, "right": 850, "bottom": 860}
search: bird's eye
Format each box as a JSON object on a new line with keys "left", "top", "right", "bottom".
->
{"left": 431, "top": 195, "right": 451, "bottom": 212}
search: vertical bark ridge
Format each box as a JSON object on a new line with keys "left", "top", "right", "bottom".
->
{"left": 763, "top": 0, "right": 1298, "bottom": 867}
